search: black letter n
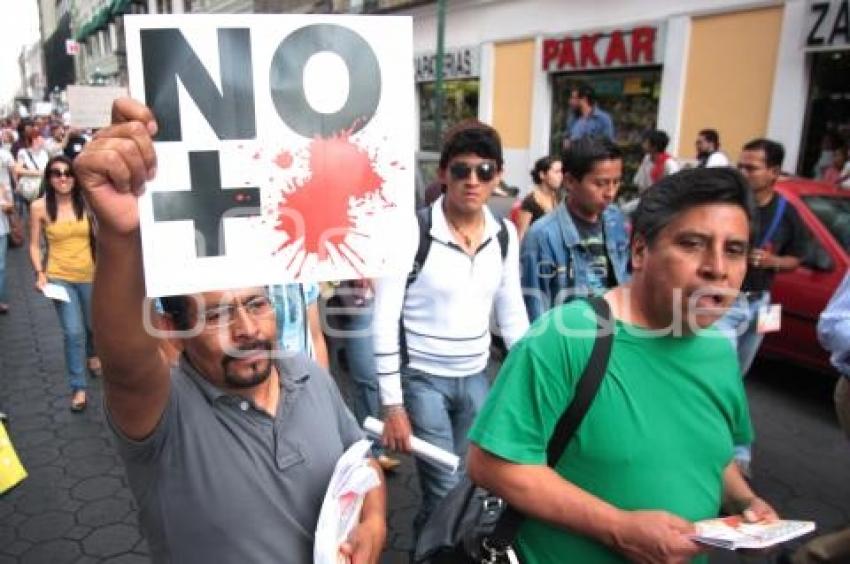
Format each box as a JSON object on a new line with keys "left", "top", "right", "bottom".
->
{"left": 141, "top": 28, "right": 255, "bottom": 141}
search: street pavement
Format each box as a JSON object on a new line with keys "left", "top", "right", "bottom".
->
{"left": 1, "top": 241, "right": 849, "bottom": 563}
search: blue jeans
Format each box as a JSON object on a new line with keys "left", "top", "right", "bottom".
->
{"left": 714, "top": 292, "right": 770, "bottom": 376}
{"left": 50, "top": 279, "right": 95, "bottom": 392}
{"left": 0, "top": 234, "right": 7, "bottom": 303}
{"left": 714, "top": 292, "right": 770, "bottom": 470}
{"left": 342, "top": 303, "right": 380, "bottom": 425}
{"left": 402, "top": 367, "right": 490, "bottom": 535}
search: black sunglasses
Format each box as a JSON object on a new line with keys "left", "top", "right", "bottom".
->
{"left": 48, "top": 169, "right": 73, "bottom": 179}
{"left": 448, "top": 161, "right": 498, "bottom": 182}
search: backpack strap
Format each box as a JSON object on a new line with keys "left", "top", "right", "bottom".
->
{"left": 496, "top": 217, "right": 509, "bottom": 262}
{"left": 758, "top": 196, "right": 788, "bottom": 249}
{"left": 406, "top": 206, "right": 434, "bottom": 289}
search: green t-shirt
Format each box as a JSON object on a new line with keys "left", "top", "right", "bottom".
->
{"left": 468, "top": 300, "right": 753, "bottom": 564}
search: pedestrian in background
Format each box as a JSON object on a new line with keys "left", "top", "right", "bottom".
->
{"left": 563, "top": 84, "right": 615, "bottom": 150}
{"left": 0, "top": 179, "right": 12, "bottom": 314}
{"left": 28, "top": 155, "right": 100, "bottom": 411}
{"left": 520, "top": 136, "right": 630, "bottom": 322}
{"left": 633, "top": 129, "right": 679, "bottom": 193}
{"left": 696, "top": 128, "right": 731, "bottom": 168}
{"left": 515, "top": 156, "right": 563, "bottom": 240}
{"left": 14, "top": 119, "right": 49, "bottom": 204}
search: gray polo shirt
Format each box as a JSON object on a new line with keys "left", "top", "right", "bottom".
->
{"left": 108, "top": 353, "right": 363, "bottom": 563}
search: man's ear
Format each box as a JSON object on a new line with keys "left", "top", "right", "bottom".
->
{"left": 631, "top": 234, "right": 647, "bottom": 271}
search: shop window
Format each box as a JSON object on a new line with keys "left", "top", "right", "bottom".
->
{"left": 549, "top": 68, "right": 662, "bottom": 196}
{"left": 418, "top": 78, "right": 479, "bottom": 151}
{"left": 799, "top": 51, "right": 850, "bottom": 178}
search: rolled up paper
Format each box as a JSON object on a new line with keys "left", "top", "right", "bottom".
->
{"left": 363, "top": 416, "right": 460, "bottom": 474}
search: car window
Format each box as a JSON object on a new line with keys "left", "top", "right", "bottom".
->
{"left": 802, "top": 196, "right": 850, "bottom": 254}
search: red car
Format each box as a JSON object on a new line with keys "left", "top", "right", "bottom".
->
{"left": 760, "top": 178, "right": 850, "bottom": 374}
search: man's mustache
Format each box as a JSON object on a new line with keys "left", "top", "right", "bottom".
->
{"left": 221, "top": 340, "right": 274, "bottom": 368}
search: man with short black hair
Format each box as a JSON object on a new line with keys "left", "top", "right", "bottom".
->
{"left": 563, "top": 84, "right": 615, "bottom": 150}
{"left": 696, "top": 128, "right": 730, "bottom": 168}
{"left": 714, "top": 138, "right": 806, "bottom": 476}
{"left": 73, "top": 98, "right": 386, "bottom": 564}
{"left": 469, "top": 167, "right": 778, "bottom": 564}
{"left": 373, "top": 119, "right": 528, "bottom": 534}
{"left": 521, "top": 136, "right": 630, "bottom": 321}
{"left": 716, "top": 138, "right": 806, "bottom": 376}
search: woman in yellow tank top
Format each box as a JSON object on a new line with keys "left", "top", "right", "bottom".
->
{"left": 29, "top": 155, "right": 100, "bottom": 411}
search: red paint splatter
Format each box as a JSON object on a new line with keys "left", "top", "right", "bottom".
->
{"left": 275, "top": 132, "right": 385, "bottom": 265}
{"left": 274, "top": 151, "right": 293, "bottom": 169}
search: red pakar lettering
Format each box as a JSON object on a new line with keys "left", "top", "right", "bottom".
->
{"left": 542, "top": 26, "right": 658, "bottom": 72}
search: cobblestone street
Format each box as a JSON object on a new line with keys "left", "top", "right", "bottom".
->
{"left": 1, "top": 242, "right": 849, "bottom": 563}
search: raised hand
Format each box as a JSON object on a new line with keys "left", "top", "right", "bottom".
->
{"left": 73, "top": 98, "right": 158, "bottom": 236}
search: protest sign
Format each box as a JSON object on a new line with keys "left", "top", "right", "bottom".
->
{"left": 33, "top": 102, "right": 53, "bottom": 116}
{"left": 67, "top": 85, "right": 129, "bottom": 129}
{"left": 124, "top": 15, "right": 415, "bottom": 297}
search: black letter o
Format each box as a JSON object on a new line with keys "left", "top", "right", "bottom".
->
{"left": 270, "top": 24, "right": 381, "bottom": 138}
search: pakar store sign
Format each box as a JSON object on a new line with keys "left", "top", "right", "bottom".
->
{"left": 542, "top": 26, "right": 663, "bottom": 72}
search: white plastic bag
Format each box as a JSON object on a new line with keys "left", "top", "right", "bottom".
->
{"left": 314, "top": 439, "right": 381, "bottom": 564}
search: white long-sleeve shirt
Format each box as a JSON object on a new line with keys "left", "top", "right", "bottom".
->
{"left": 373, "top": 196, "right": 530, "bottom": 406}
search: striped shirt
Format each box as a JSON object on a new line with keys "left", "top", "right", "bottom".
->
{"left": 372, "top": 196, "right": 529, "bottom": 405}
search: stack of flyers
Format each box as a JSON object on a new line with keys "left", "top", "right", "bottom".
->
{"left": 693, "top": 516, "right": 816, "bottom": 550}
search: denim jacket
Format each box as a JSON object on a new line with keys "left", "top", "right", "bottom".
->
{"left": 520, "top": 204, "right": 630, "bottom": 321}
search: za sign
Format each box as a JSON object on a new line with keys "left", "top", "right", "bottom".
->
{"left": 124, "top": 15, "right": 415, "bottom": 297}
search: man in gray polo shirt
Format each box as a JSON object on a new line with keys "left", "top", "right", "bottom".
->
{"left": 73, "top": 98, "right": 387, "bottom": 564}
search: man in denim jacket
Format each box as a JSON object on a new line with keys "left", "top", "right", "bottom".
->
{"left": 521, "top": 136, "right": 630, "bottom": 321}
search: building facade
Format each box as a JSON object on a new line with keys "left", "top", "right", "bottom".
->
{"left": 397, "top": 0, "right": 848, "bottom": 189}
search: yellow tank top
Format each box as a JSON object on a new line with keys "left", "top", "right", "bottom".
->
{"left": 45, "top": 216, "right": 94, "bottom": 283}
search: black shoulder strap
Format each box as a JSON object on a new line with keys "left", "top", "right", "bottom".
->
{"left": 544, "top": 296, "right": 613, "bottom": 465}
{"left": 487, "top": 296, "right": 614, "bottom": 549}
{"left": 407, "top": 206, "right": 434, "bottom": 289}
{"left": 496, "top": 218, "right": 509, "bottom": 262}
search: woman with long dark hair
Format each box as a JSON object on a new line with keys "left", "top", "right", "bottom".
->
{"left": 29, "top": 155, "right": 100, "bottom": 411}
{"left": 515, "top": 156, "right": 563, "bottom": 240}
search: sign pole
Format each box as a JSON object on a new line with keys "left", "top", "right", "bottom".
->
{"left": 434, "top": 0, "right": 446, "bottom": 148}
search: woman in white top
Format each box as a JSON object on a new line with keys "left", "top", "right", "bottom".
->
{"left": 15, "top": 124, "right": 50, "bottom": 204}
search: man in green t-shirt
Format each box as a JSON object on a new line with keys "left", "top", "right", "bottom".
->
{"left": 468, "top": 167, "right": 779, "bottom": 563}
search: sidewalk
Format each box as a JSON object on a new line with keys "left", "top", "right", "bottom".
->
{"left": 0, "top": 244, "right": 418, "bottom": 563}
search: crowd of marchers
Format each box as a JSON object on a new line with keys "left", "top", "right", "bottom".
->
{"left": 1, "top": 84, "right": 849, "bottom": 564}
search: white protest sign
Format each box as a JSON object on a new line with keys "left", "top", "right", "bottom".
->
{"left": 67, "top": 85, "right": 129, "bottom": 129}
{"left": 33, "top": 102, "right": 53, "bottom": 116}
{"left": 124, "top": 15, "right": 415, "bottom": 297}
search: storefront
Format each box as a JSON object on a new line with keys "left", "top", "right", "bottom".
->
{"left": 542, "top": 25, "right": 665, "bottom": 188}
{"left": 415, "top": 46, "right": 480, "bottom": 151}
{"left": 798, "top": 0, "right": 850, "bottom": 177}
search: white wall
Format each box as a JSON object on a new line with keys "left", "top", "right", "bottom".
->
{"left": 406, "top": 0, "right": 780, "bottom": 53}
{"left": 767, "top": 0, "right": 809, "bottom": 172}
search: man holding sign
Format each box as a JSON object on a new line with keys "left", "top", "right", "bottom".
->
{"left": 74, "top": 98, "right": 386, "bottom": 563}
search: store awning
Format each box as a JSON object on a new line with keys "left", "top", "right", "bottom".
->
{"left": 73, "top": 0, "right": 134, "bottom": 42}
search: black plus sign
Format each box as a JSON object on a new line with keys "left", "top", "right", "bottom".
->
{"left": 152, "top": 151, "right": 261, "bottom": 257}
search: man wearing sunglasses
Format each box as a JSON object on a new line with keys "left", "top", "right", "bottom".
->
{"left": 72, "top": 99, "right": 387, "bottom": 564}
{"left": 520, "top": 135, "right": 630, "bottom": 321}
{"left": 373, "top": 120, "right": 529, "bottom": 535}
